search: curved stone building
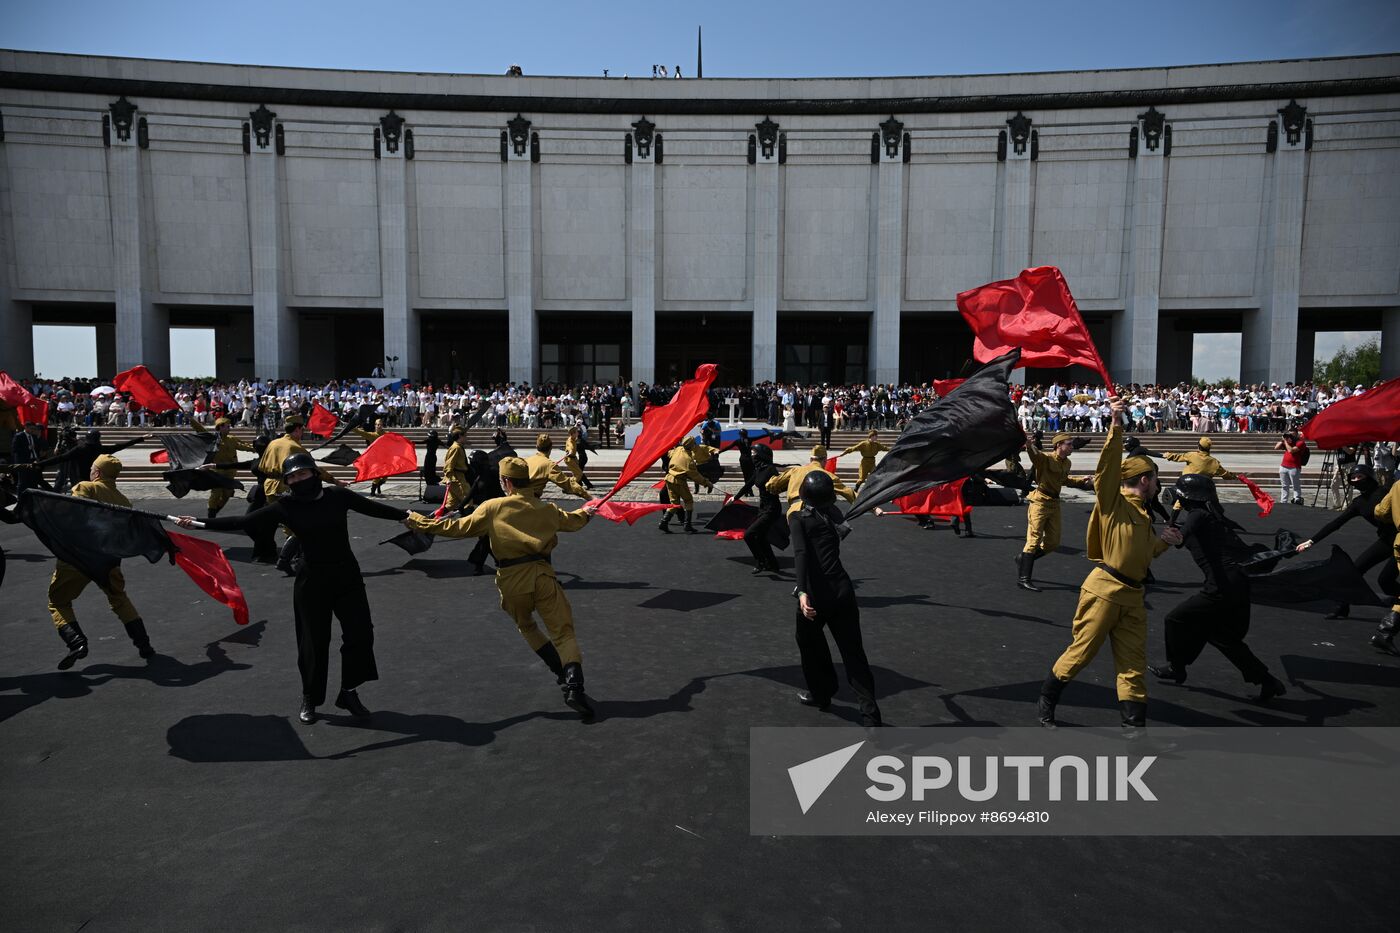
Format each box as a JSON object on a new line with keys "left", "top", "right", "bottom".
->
{"left": 1, "top": 50, "right": 1397, "bottom": 385}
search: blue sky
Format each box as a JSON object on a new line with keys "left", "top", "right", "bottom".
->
{"left": 10, "top": 1, "right": 1397, "bottom": 379}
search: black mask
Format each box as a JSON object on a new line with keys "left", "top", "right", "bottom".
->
{"left": 288, "top": 475, "right": 322, "bottom": 499}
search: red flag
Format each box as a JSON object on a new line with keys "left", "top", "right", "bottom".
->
{"left": 891, "top": 478, "right": 972, "bottom": 518}
{"left": 651, "top": 479, "right": 667, "bottom": 489}
{"left": 353, "top": 432, "right": 417, "bottom": 483}
{"left": 307, "top": 402, "right": 338, "bottom": 437}
{"left": 149, "top": 449, "right": 170, "bottom": 464}
{"left": 585, "top": 499, "right": 681, "bottom": 525}
{"left": 606, "top": 364, "right": 718, "bottom": 501}
{"left": 1300, "top": 380, "right": 1400, "bottom": 450}
{"left": 1237, "top": 475, "right": 1275, "bottom": 518}
{"left": 169, "top": 530, "right": 250, "bottom": 626}
{"left": 113, "top": 365, "right": 179, "bottom": 413}
{"left": 714, "top": 528, "right": 747, "bottom": 540}
{"left": 0, "top": 370, "right": 49, "bottom": 425}
{"left": 932, "top": 378, "right": 965, "bottom": 396}
{"left": 957, "top": 266, "right": 1113, "bottom": 388}
{"left": 824, "top": 457, "right": 839, "bottom": 473}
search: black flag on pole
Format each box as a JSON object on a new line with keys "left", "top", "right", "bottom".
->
{"left": 164, "top": 469, "right": 245, "bottom": 499}
{"left": 465, "top": 399, "right": 493, "bottom": 430}
{"left": 380, "top": 529, "right": 435, "bottom": 556}
{"left": 1246, "top": 545, "right": 1388, "bottom": 611}
{"left": 159, "top": 433, "right": 218, "bottom": 472}
{"left": 17, "top": 489, "right": 174, "bottom": 591}
{"left": 847, "top": 350, "right": 1024, "bottom": 520}
{"left": 318, "top": 445, "right": 363, "bottom": 467}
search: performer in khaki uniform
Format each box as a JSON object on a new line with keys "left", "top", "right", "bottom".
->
{"left": 46, "top": 455, "right": 155, "bottom": 669}
{"left": 767, "top": 446, "right": 857, "bottom": 520}
{"left": 840, "top": 431, "right": 889, "bottom": 492}
{"left": 1018, "top": 432, "right": 1094, "bottom": 592}
{"left": 407, "top": 457, "right": 600, "bottom": 717}
{"left": 659, "top": 437, "right": 713, "bottom": 534}
{"left": 437, "top": 428, "right": 469, "bottom": 516}
{"left": 1373, "top": 478, "right": 1400, "bottom": 654}
{"left": 1162, "top": 437, "right": 1237, "bottom": 480}
{"left": 526, "top": 433, "right": 590, "bottom": 500}
{"left": 1037, "top": 398, "right": 1182, "bottom": 730}
{"left": 192, "top": 416, "right": 255, "bottom": 518}
{"left": 562, "top": 425, "right": 594, "bottom": 491}
{"left": 353, "top": 418, "right": 388, "bottom": 497}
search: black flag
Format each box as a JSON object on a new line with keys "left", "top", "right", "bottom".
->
{"left": 847, "top": 350, "right": 1024, "bottom": 520}
{"left": 380, "top": 530, "right": 435, "bottom": 556}
{"left": 164, "top": 469, "right": 245, "bottom": 499}
{"left": 319, "top": 445, "right": 362, "bottom": 467}
{"left": 17, "top": 489, "right": 174, "bottom": 591}
{"left": 465, "top": 399, "right": 493, "bottom": 430}
{"left": 704, "top": 499, "right": 757, "bottom": 532}
{"left": 1247, "top": 545, "right": 1387, "bottom": 611}
{"left": 160, "top": 433, "right": 218, "bottom": 471}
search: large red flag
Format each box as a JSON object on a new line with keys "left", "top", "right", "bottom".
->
{"left": 890, "top": 478, "right": 972, "bottom": 518}
{"left": 307, "top": 402, "right": 338, "bottom": 437}
{"left": 605, "top": 364, "right": 718, "bottom": 501}
{"left": 354, "top": 432, "right": 417, "bottom": 483}
{"left": 113, "top": 365, "right": 179, "bottom": 413}
{"left": 169, "top": 530, "right": 251, "bottom": 626}
{"left": 957, "top": 266, "right": 1113, "bottom": 387}
{"left": 0, "top": 371, "right": 49, "bottom": 425}
{"left": 1237, "top": 475, "right": 1275, "bottom": 518}
{"left": 1301, "top": 380, "right": 1400, "bottom": 450}
{"left": 585, "top": 499, "right": 680, "bottom": 525}
{"left": 932, "top": 378, "right": 965, "bottom": 397}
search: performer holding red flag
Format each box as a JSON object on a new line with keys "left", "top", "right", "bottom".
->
{"left": 177, "top": 452, "right": 411, "bottom": 724}
{"left": 604, "top": 363, "right": 717, "bottom": 501}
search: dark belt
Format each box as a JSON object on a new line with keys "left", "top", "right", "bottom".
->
{"left": 1098, "top": 564, "right": 1144, "bottom": 588}
{"left": 496, "top": 552, "right": 552, "bottom": 569}
{"left": 1033, "top": 490, "right": 1060, "bottom": 500}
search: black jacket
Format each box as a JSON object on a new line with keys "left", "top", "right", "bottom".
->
{"left": 791, "top": 506, "right": 855, "bottom": 611}
{"left": 1309, "top": 480, "right": 1395, "bottom": 543}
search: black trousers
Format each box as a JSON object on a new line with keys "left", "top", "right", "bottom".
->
{"left": 795, "top": 599, "right": 880, "bottom": 720}
{"left": 744, "top": 510, "right": 778, "bottom": 566}
{"left": 819, "top": 426, "right": 832, "bottom": 448}
{"left": 468, "top": 535, "right": 493, "bottom": 569}
{"left": 293, "top": 567, "right": 378, "bottom": 705}
{"left": 1163, "top": 592, "right": 1268, "bottom": 684}
{"left": 1354, "top": 537, "right": 1400, "bottom": 597}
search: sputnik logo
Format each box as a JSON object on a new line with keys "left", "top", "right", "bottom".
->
{"left": 787, "top": 740, "right": 866, "bottom": 814}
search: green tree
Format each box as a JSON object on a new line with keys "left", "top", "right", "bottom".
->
{"left": 1314, "top": 337, "right": 1381, "bottom": 386}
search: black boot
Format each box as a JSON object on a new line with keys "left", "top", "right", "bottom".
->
{"left": 56, "top": 621, "right": 89, "bottom": 671}
{"left": 683, "top": 511, "right": 698, "bottom": 534}
{"left": 206, "top": 508, "right": 219, "bottom": 521}
{"left": 1256, "top": 674, "right": 1287, "bottom": 702}
{"left": 299, "top": 695, "right": 317, "bottom": 724}
{"left": 950, "top": 518, "right": 962, "bottom": 537}
{"left": 1120, "top": 700, "right": 1147, "bottom": 732}
{"left": 1017, "top": 552, "right": 1042, "bottom": 592}
{"left": 962, "top": 515, "right": 975, "bottom": 539}
{"left": 1037, "top": 671, "right": 1066, "bottom": 728}
{"left": 335, "top": 688, "right": 372, "bottom": 721}
{"left": 658, "top": 512, "right": 673, "bottom": 534}
{"left": 124, "top": 618, "right": 155, "bottom": 659}
{"left": 1148, "top": 663, "right": 1186, "bottom": 684}
{"left": 561, "top": 662, "right": 594, "bottom": 718}
{"left": 1370, "top": 612, "right": 1399, "bottom": 655}
{"left": 535, "top": 643, "right": 566, "bottom": 685}
{"left": 796, "top": 690, "right": 831, "bottom": 710}
{"left": 1324, "top": 602, "right": 1351, "bottom": 620}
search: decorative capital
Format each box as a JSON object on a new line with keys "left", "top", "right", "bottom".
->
{"left": 1278, "top": 99, "right": 1307, "bottom": 145}
{"left": 631, "top": 116, "right": 656, "bottom": 159}
{"left": 1137, "top": 106, "right": 1166, "bottom": 152}
{"left": 506, "top": 114, "right": 532, "bottom": 157}
{"left": 379, "top": 110, "right": 405, "bottom": 154}
{"left": 755, "top": 117, "right": 780, "bottom": 159}
{"left": 878, "top": 115, "right": 904, "bottom": 159}
{"left": 1006, "top": 112, "right": 1032, "bottom": 155}
{"left": 108, "top": 96, "right": 137, "bottom": 142}
{"left": 249, "top": 104, "right": 276, "bottom": 149}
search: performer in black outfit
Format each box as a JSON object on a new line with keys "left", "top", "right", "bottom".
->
{"left": 177, "top": 452, "right": 409, "bottom": 724}
{"left": 1148, "top": 474, "right": 1286, "bottom": 701}
{"left": 39, "top": 429, "right": 150, "bottom": 494}
{"left": 735, "top": 429, "right": 757, "bottom": 499}
{"left": 743, "top": 443, "right": 782, "bottom": 574}
{"left": 1295, "top": 464, "right": 1397, "bottom": 623}
{"left": 244, "top": 433, "right": 279, "bottom": 563}
{"left": 790, "top": 471, "right": 882, "bottom": 726}
{"left": 465, "top": 448, "right": 504, "bottom": 574}
{"left": 421, "top": 429, "right": 442, "bottom": 486}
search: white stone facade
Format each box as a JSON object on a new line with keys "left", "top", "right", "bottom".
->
{"left": 1, "top": 50, "right": 1397, "bottom": 383}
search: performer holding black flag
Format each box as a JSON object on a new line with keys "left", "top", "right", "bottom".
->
{"left": 176, "top": 453, "right": 410, "bottom": 724}
{"left": 406, "top": 457, "right": 600, "bottom": 718}
{"left": 45, "top": 455, "right": 155, "bottom": 669}
{"left": 734, "top": 429, "right": 758, "bottom": 499}
{"left": 1038, "top": 397, "right": 1182, "bottom": 731}
{"left": 1294, "top": 464, "right": 1397, "bottom": 626}
{"left": 743, "top": 443, "right": 784, "bottom": 574}
{"left": 1147, "top": 474, "right": 1287, "bottom": 700}
{"left": 259, "top": 416, "right": 340, "bottom": 574}
{"left": 191, "top": 416, "right": 255, "bottom": 518}
{"left": 790, "top": 471, "right": 882, "bottom": 727}
{"left": 37, "top": 428, "right": 150, "bottom": 494}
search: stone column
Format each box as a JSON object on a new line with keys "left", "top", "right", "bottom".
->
{"left": 1154, "top": 322, "right": 1193, "bottom": 386}
{"left": 1244, "top": 101, "right": 1308, "bottom": 385}
{"left": 246, "top": 106, "right": 296, "bottom": 380}
{"left": 377, "top": 112, "right": 418, "bottom": 380}
{"left": 998, "top": 115, "right": 1034, "bottom": 386}
{"left": 629, "top": 120, "right": 657, "bottom": 386}
{"left": 872, "top": 118, "right": 906, "bottom": 385}
{"left": 0, "top": 135, "right": 33, "bottom": 375}
{"left": 504, "top": 116, "right": 536, "bottom": 384}
{"left": 107, "top": 98, "right": 168, "bottom": 374}
{"left": 751, "top": 121, "right": 780, "bottom": 384}
{"left": 1381, "top": 308, "right": 1400, "bottom": 379}
{"left": 1116, "top": 109, "right": 1168, "bottom": 385}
